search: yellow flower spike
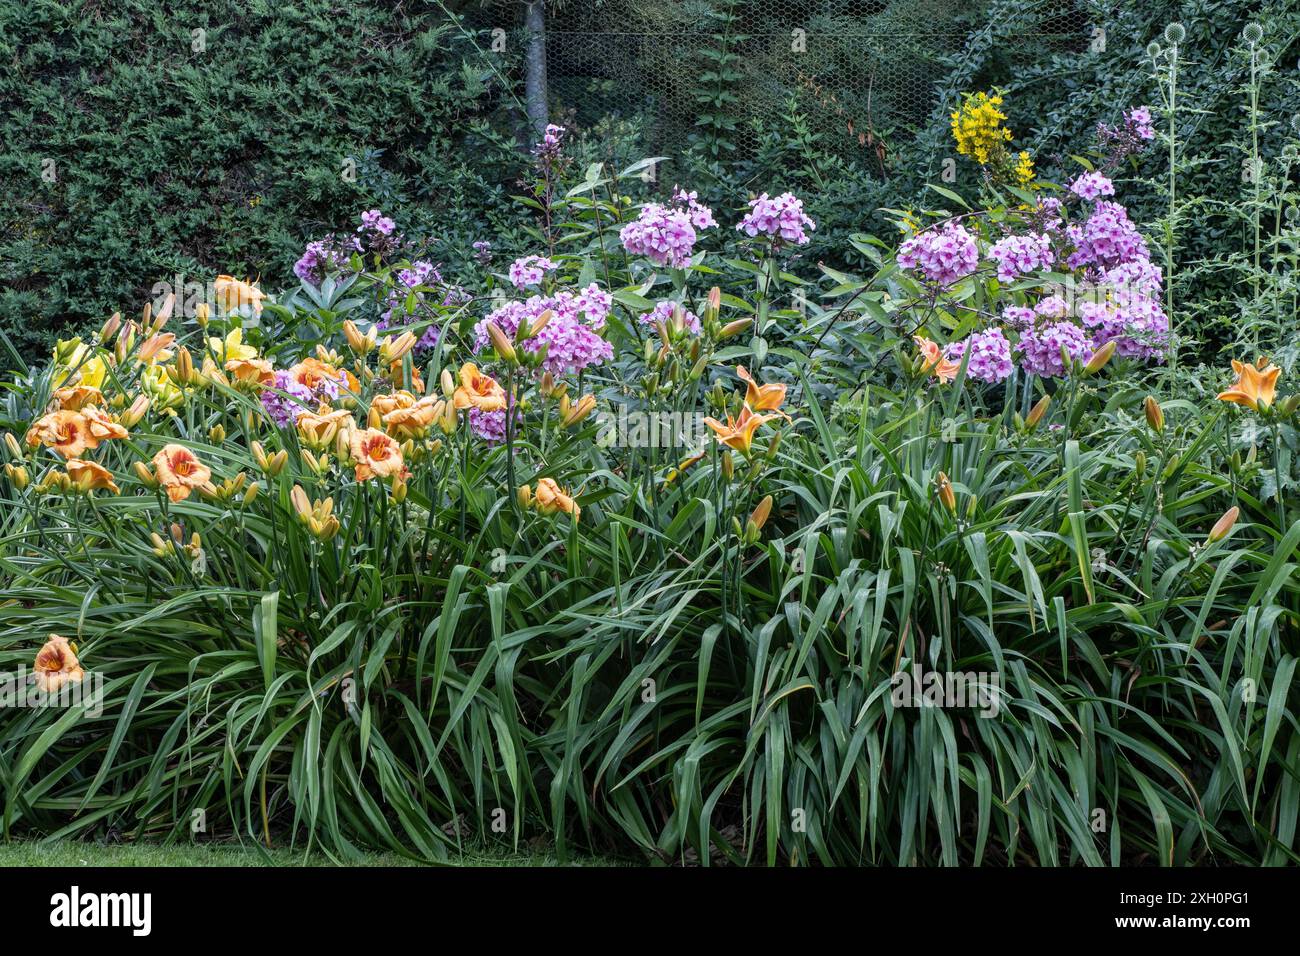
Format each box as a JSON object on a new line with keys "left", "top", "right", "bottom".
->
{"left": 936, "top": 471, "right": 957, "bottom": 514}
{"left": 1208, "top": 506, "right": 1239, "bottom": 544}
{"left": 1144, "top": 396, "right": 1165, "bottom": 433}
{"left": 1217, "top": 359, "right": 1280, "bottom": 412}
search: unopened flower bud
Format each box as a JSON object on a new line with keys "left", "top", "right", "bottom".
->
{"left": 1208, "top": 506, "right": 1239, "bottom": 543}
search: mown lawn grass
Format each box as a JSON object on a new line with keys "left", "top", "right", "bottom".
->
{"left": 0, "top": 840, "right": 632, "bottom": 867}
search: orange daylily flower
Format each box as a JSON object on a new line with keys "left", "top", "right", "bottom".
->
{"left": 383, "top": 397, "right": 443, "bottom": 440}
{"left": 287, "top": 357, "right": 344, "bottom": 393}
{"left": 452, "top": 363, "right": 506, "bottom": 412}
{"left": 66, "top": 458, "right": 120, "bottom": 494}
{"left": 80, "top": 406, "right": 129, "bottom": 443}
{"left": 214, "top": 275, "right": 266, "bottom": 315}
{"left": 153, "top": 443, "right": 212, "bottom": 502}
{"left": 533, "top": 476, "right": 580, "bottom": 520}
{"left": 225, "top": 356, "right": 275, "bottom": 387}
{"left": 735, "top": 365, "right": 789, "bottom": 413}
{"left": 33, "top": 635, "right": 84, "bottom": 693}
{"left": 914, "top": 335, "right": 960, "bottom": 384}
{"left": 703, "top": 406, "right": 778, "bottom": 456}
{"left": 297, "top": 406, "right": 354, "bottom": 450}
{"left": 370, "top": 391, "right": 417, "bottom": 418}
{"left": 54, "top": 384, "right": 104, "bottom": 411}
{"left": 137, "top": 333, "right": 177, "bottom": 365}
{"left": 1217, "top": 359, "right": 1280, "bottom": 412}
{"left": 349, "top": 427, "right": 405, "bottom": 481}
{"left": 27, "top": 410, "right": 96, "bottom": 458}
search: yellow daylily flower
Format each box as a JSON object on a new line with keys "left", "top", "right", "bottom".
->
{"left": 1217, "top": 359, "right": 1280, "bottom": 412}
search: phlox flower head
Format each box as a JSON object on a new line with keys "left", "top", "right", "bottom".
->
{"left": 620, "top": 203, "right": 699, "bottom": 268}
{"left": 945, "top": 327, "right": 1014, "bottom": 383}
{"left": 475, "top": 292, "right": 613, "bottom": 377}
{"left": 638, "top": 299, "right": 701, "bottom": 335}
{"left": 1070, "top": 171, "right": 1116, "bottom": 202}
{"left": 897, "top": 222, "right": 979, "bottom": 287}
{"left": 1017, "top": 321, "right": 1092, "bottom": 377}
{"left": 736, "top": 192, "right": 815, "bottom": 245}
{"left": 509, "top": 255, "right": 558, "bottom": 290}
{"left": 988, "top": 232, "right": 1054, "bottom": 282}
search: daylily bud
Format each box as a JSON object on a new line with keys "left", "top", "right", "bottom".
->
{"left": 290, "top": 484, "right": 311, "bottom": 520}
{"left": 706, "top": 286, "right": 721, "bottom": 316}
{"left": 3, "top": 463, "right": 29, "bottom": 490}
{"left": 1083, "top": 340, "right": 1116, "bottom": 376}
{"left": 380, "top": 331, "right": 417, "bottom": 366}
{"left": 119, "top": 394, "right": 150, "bottom": 427}
{"left": 721, "top": 451, "right": 734, "bottom": 481}
{"left": 175, "top": 346, "right": 195, "bottom": 385}
{"left": 562, "top": 394, "right": 597, "bottom": 427}
{"left": 518, "top": 484, "right": 533, "bottom": 509}
{"left": 1134, "top": 450, "right": 1147, "bottom": 478}
{"left": 1025, "top": 395, "right": 1051, "bottom": 430}
{"left": 438, "top": 400, "right": 457, "bottom": 435}
{"left": 440, "top": 368, "right": 456, "bottom": 398}
{"left": 268, "top": 449, "right": 288, "bottom": 477}
{"left": 1144, "top": 396, "right": 1164, "bottom": 434}
{"left": 527, "top": 309, "right": 553, "bottom": 338}
{"left": 251, "top": 440, "right": 269, "bottom": 471}
{"left": 487, "top": 322, "right": 517, "bottom": 363}
{"left": 1208, "top": 506, "right": 1239, "bottom": 543}
{"left": 209, "top": 423, "right": 226, "bottom": 444}
{"left": 720, "top": 318, "right": 750, "bottom": 339}
{"left": 539, "top": 371, "right": 556, "bottom": 398}
{"left": 243, "top": 482, "right": 260, "bottom": 506}
{"left": 391, "top": 475, "right": 408, "bottom": 504}
{"left": 195, "top": 302, "right": 211, "bottom": 328}
{"left": 100, "top": 312, "right": 122, "bottom": 344}
{"left": 936, "top": 471, "right": 957, "bottom": 513}
{"left": 4, "top": 432, "right": 22, "bottom": 460}
{"left": 343, "top": 320, "right": 375, "bottom": 356}
{"left": 750, "top": 494, "right": 773, "bottom": 531}
{"left": 133, "top": 461, "right": 158, "bottom": 488}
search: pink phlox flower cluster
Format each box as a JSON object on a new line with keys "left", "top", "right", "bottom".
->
{"left": 1070, "top": 172, "right": 1116, "bottom": 201}
{"left": 897, "top": 221, "right": 979, "bottom": 287}
{"left": 620, "top": 203, "right": 699, "bottom": 268}
{"left": 736, "top": 192, "right": 815, "bottom": 245}
{"left": 988, "top": 232, "right": 1054, "bottom": 282}
{"left": 637, "top": 299, "right": 701, "bottom": 335}
{"left": 509, "top": 255, "right": 558, "bottom": 290}
{"left": 944, "top": 327, "right": 1014, "bottom": 383}
{"left": 476, "top": 292, "right": 613, "bottom": 377}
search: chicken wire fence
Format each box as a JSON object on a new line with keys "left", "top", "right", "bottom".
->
{"left": 470, "top": 0, "right": 1106, "bottom": 168}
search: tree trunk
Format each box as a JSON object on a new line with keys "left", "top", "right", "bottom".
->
{"left": 524, "top": 0, "right": 549, "bottom": 137}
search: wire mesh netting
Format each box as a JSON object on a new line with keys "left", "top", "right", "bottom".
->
{"left": 476, "top": 0, "right": 1101, "bottom": 167}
